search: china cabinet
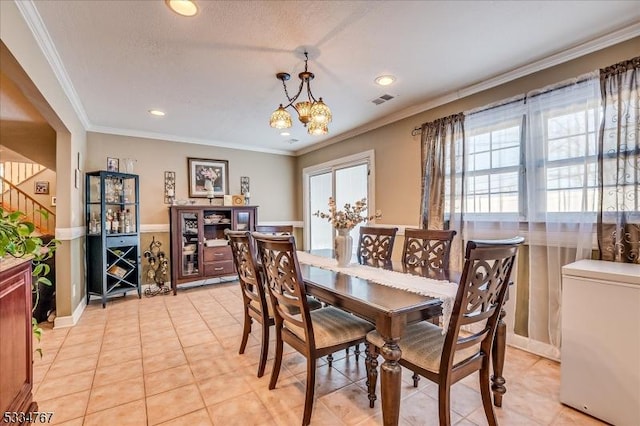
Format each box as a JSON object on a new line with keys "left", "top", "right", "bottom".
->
{"left": 85, "top": 171, "right": 141, "bottom": 307}
{"left": 169, "top": 205, "right": 257, "bottom": 294}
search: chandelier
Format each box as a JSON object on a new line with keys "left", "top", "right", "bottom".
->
{"left": 269, "top": 51, "right": 332, "bottom": 135}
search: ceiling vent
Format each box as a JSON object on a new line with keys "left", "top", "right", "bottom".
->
{"left": 371, "top": 94, "right": 395, "bottom": 105}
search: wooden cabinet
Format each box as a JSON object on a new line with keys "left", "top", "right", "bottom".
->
{"left": 0, "top": 258, "right": 37, "bottom": 419}
{"left": 169, "top": 205, "right": 258, "bottom": 294}
{"left": 85, "top": 171, "right": 141, "bottom": 307}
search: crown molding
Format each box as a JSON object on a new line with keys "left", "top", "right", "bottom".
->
{"left": 295, "top": 22, "right": 640, "bottom": 156}
{"left": 88, "top": 125, "right": 295, "bottom": 156}
{"left": 15, "top": 0, "right": 91, "bottom": 130}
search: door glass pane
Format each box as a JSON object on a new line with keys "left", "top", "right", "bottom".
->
{"left": 180, "top": 211, "right": 199, "bottom": 276}
{"left": 308, "top": 164, "right": 369, "bottom": 253}
{"left": 309, "top": 172, "right": 332, "bottom": 250}
{"left": 335, "top": 164, "right": 369, "bottom": 253}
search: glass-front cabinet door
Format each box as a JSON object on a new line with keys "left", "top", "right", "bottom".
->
{"left": 178, "top": 210, "right": 202, "bottom": 279}
{"left": 87, "top": 173, "right": 138, "bottom": 236}
{"left": 232, "top": 208, "right": 255, "bottom": 231}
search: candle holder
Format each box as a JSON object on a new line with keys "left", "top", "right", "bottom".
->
{"left": 164, "top": 171, "right": 176, "bottom": 204}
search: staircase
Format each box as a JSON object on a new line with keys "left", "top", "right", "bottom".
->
{"left": 1, "top": 176, "right": 55, "bottom": 236}
{"left": 1, "top": 161, "right": 46, "bottom": 186}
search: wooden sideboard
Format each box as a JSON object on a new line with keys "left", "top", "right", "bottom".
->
{"left": 169, "top": 205, "right": 258, "bottom": 294}
{"left": 0, "top": 258, "right": 37, "bottom": 420}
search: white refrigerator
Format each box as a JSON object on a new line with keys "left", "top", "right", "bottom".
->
{"left": 561, "top": 259, "right": 640, "bottom": 426}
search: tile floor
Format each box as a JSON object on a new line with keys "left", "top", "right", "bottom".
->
{"left": 33, "top": 282, "right": 607, "bottom": 425}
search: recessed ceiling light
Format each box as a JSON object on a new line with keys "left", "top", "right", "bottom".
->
{"left": 165, "top": 0, "right": 198, "bottom": 17}
{"left": 149, "top": 109, "right": 166, "bottom": 116}
{"left": 375, "top": 75, "right": 396, "bottom": 86}
{"left": 280, "top": 131, "right": 290, "bottom": 136}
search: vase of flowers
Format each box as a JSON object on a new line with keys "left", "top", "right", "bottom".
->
{"left": 314, "top": 197, "right": 380, "bottom": 267}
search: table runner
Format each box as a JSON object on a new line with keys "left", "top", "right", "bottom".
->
{"left": 296, "top": 251, "right": 458, "bottom": 332}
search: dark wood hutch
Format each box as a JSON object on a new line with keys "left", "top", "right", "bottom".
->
{"left": 169, "top": 205, "right": 257, "bottom": 294}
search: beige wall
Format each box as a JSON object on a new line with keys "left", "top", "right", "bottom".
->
{"left": 86, "top": 132, "right": 297, "bottom": 224}
{"left": 295, "top": 37, "right": 640, "bottom": 228}
{"left": 2, "top": 0, "right": 88, "bottom": 318}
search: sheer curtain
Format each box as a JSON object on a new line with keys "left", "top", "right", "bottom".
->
{"left": 522, "top": 73, "right": 600, "bottom": 359}
{"left": 420, "top": 113, "right": 465, "bottom": 269}
{"left": 598, "top": 57, "right": 640, "bottom": 263}
{"left": 459, "top": 74, "right": 600, "bottom": 359}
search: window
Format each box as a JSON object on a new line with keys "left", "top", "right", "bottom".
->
{"left": 452, "top": 76, "right": 602, "bottom": 223}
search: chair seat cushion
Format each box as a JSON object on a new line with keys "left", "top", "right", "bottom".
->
{"left": 250, "top": 295, "right": 322, "bottom": 317}
{"left": 366, "top": 321, "right": 479, "bottom": 373}
{"left": 287, "top": 306, "right": 374, "bottom": 349}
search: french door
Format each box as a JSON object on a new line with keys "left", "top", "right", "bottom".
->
{"left": 304, "top": 151, "right": 374, "bottom": 251}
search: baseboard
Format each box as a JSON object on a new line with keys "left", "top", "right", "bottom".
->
{"left": 53, "top": 297, "right": 86, "bottom": 328}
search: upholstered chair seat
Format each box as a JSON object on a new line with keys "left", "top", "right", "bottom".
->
{"left": 288, "top": 306, "right": 374, "bottom": 349}
{"left": 250, "top": 295, "right": 322, "bottom": 317}
{"left": 366, "top": 321, "right": 478, "bottom": 373}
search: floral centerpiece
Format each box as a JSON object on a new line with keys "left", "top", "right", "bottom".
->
{"left": 314, "top": 197, "right": 381, "bottom": 266}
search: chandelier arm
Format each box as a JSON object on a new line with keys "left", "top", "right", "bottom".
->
{"left": 282, "top": 77, "right": 305, "bottom": 110}
{"left": 307, "top": 82, "right": 317, "bottom": 103}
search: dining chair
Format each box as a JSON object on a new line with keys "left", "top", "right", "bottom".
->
{"left": 365, "top": 236, "right": 524, "bottom": 426}
{"left": 356, "top": 226, "right": 398, "bottom": 267}
{"left": 254, "top": 225, "right": 293, "bottom": 235}
{"left": 253, "top": 232, "right": 375, "bottom": 426}
{"left": 402, "top": 228, "right": 457, "bottom": 276}
{"left": 225, "top": 229, "right": 321, "bottom": 377}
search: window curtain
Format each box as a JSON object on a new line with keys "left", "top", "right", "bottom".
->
{"left": 597, "top": 57, "right": 640, "bottom": 263}
{"left": 520, "top": 73, "right": 600, "bottom": 359}
{"left": 420, "top": 113, "right": 465, "bottom": 269}
{"left": 458, "top": 74, "right": 600, "bottom": 360}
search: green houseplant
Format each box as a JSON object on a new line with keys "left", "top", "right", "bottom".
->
{"left": 0, "top": 207, "right": 59, "bottom": 354}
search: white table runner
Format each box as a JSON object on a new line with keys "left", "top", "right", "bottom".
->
{"left": 296, "top": 251, "right": 458, "bottom": 332}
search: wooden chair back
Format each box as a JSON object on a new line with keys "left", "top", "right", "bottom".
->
{"left": 402, "top": 229, "right": 457, "bottom": 274}
{"left": 356, "top": 226, "right": 398, "bottom": 267}
{"left": 442, "top": 237, "right": 524, "bottom": 374}
{"left": 225, "top": 229, "right": 268, "bottom": 317}
{"left": 254, "top": 225, "right": 293, "bottom": 235}
{"left": 252, "top": 232, "right": 316, "bottom": 349}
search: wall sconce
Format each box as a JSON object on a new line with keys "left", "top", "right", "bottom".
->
{"left": 164, "top": 171, "right": 175, "bottom": 204}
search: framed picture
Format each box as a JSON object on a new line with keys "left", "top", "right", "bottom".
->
{"left": 188, "top": 158, "right": 229, "bottom": 198}
{"left": 34, "top": 181, "right": 49, "bottom": 194}
{"left": 107, "top": 157, "right": 119, "bottom": 172}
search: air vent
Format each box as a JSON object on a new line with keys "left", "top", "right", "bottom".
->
{"left": 371, "top": 94, "right": 395, "bottom": 105}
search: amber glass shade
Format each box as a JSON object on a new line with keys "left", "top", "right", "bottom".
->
{"left": 310, "top": 98, "right": 332, "bottom": 125}
{"left": 295, "top": 101, "right": 312, "bottom": 124}
{"left": 308, "top": 121, "right": 328, "bottom": 135}
{"left": 269, "top": 105, "right": 292, "bottom": 129}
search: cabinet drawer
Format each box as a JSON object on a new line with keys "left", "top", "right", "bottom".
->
{"left": 204, "top": 260, "right": 235, "bottom": 276}
{"left": 203, "top": 246, "right": 232, "bottom": 262}
{"left": 106, "top": 236, "right": 138, "bottom": 247}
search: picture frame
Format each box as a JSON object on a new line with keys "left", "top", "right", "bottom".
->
{"left": 34, "top": 181, "right": 49, "bottom": 194}
{"left": 107, "top": 157, "right": 119, "bottom": 172}
{"left": 188, "top": 158, "right": 229, "bottom": 198}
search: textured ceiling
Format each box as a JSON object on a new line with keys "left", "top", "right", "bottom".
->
{"left": 25, "top": 0, "right": 640, "bottom": 155}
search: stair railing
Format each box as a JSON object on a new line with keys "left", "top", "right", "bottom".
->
{"left": 0, "top": 176, "right": 55, "bottom": 235}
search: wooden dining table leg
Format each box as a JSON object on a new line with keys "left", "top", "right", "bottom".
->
{"left": 491, "top": 307, "right": 507, "bottom": 407}
{"left": 380, "top": 337, "right": 402, "bottom": 426}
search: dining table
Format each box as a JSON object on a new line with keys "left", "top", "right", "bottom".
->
{"left": 297, "top": 250, "right": 509, "bottom": 426}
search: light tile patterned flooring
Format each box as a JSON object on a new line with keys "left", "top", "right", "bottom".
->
{"left": 33, "top": 282, "right": 606, "bottom": 425}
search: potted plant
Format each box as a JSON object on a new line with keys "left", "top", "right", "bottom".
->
{"left": 0, "top": 207, "right": 59, "bottom": 354}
